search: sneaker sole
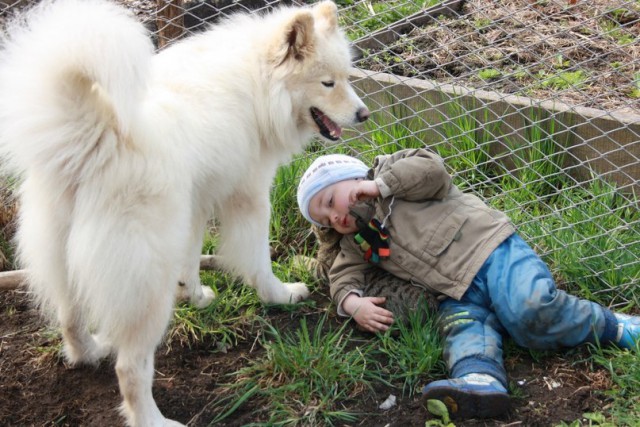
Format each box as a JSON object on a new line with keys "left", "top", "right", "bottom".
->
{"left": 422, "top": 385, "right": 510, "bottom": 419}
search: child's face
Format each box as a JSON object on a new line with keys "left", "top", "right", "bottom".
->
{"left": 308, "top": 179, "right": 360, "bottom": 234}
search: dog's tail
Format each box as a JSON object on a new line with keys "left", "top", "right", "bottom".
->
{"left": 0, "top": 0, "right": 152, "bottom": 186}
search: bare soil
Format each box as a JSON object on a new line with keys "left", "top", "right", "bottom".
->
{"left": 1, "top": 288, "right": 614, "bottom": 427}
{"left": 358, "top": 0, "right": 640, "bottom": 114}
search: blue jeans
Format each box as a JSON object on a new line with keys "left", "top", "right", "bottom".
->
{"left": 438, "top": 233, "right": 618, "bottom": 387}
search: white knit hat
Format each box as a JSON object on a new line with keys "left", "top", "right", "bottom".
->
{"left": 297, "top": 154, "right": 369, "bottom": 226}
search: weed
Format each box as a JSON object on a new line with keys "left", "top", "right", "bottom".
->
{"left": 539, "top": 70, "right": 587, "bottom": 90}
{"left": 473, "top": 17, "right": 492, "bottom": 31}
{"left": 425, "top": 399, "right": 455, "bottom": 426}
{"left": 271, "top": 156, "right": 314, "bottom": 248}
{"left": 33, "top": 328, "right": 64, "bottom": 365}
{"left": 553, "top": 54, "right": 570, "bottom": 70}
{"left": 630, "top": 72, "right": 640, "bottom": 99}
{"left": 600, "top": 17, "right": 636, "bottom": 45}
{"left": 478, "top": 68, "right": 502, "bottom": 81}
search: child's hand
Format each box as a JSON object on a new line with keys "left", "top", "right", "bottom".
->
{"left": 342, "top": 294, "right": 394, "bottom": 333}
{"left": 349, "top": 180, "right": 380, "bottom": 204}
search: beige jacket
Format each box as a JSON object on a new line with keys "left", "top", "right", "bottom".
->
{"left": 329, "top": 148, "right": 515, "bottom": 309}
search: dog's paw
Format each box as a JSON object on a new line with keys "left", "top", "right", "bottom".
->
{"left": 283, "top": 281, "right": 310, "bottom": 303}
{"left": 63, "top": 344, "right": 88, "bottom": 366}
{"left": 63, "top": 334, "right": 112, "bottom": 366}
{"left": 256, "top": 280, "right": 309, "bottom": 304}
{"left": 177, "top": 281, "right": 216, "bottom": 309}
{"left": 191, "top": 285, "right": 215, "bottom": 309}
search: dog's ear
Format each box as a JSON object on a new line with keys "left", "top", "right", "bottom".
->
{"left": 313, "top": 1, "right": 338, "bottom": 33}
{"left": 272, "top": 10, "right": 315, "bottom": 66}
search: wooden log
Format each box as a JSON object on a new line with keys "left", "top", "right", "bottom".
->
{"left": 199, "top": 254, "right": 222, "bottom": 271}
{"left": 0, "top": 255, "right": 224, "bottom": 291}
{"left": 0, "top": 269, "right": 26, "bottom": 290}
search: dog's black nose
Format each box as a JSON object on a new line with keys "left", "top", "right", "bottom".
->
{"left": 356, "top": 107, "right": 370, "bottom": 123}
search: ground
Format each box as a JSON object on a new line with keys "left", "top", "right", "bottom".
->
{"left": 0, "top": 289, "right": 614, "bottom": 426}
{"left": 358, "top": 0, "right": 640, "bottom": 114}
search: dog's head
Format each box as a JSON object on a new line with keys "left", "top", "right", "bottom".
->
{"left": 267, "top": 1, "right": 369, "bottom": 142}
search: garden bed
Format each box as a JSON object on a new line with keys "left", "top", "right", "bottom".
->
{"left": 356, "top": 0, "right": 640, "bottom": 114}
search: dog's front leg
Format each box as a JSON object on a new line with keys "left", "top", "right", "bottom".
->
{"left": 217, "top": 194, "right": 309, "bottom": 304}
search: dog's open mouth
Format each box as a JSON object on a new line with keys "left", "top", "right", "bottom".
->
{"left": 310, "top": 107, "right": 342, "bottom": 141}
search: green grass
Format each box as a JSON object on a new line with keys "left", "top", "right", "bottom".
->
{"left": 375, "top": 300, "right": 445, "bottom": 396}
{"left": 338, "top": 0, "right": 444, "bottom": 40}
{"left": 270, "top": 156, "right": 314, "bottom": 250}
{"left": 169, "top": 270, "right": 262, "bottom": 349}
{"left": 590, "top": 343, "right": 640, "bottom": 424}
{"left": 437, "top": 102, "right": 494, "bottom": 188}
{"left": 500, "top": 115, "right": 569, "bottom": 202}
{"left": 210, "top": 314, "right": 381, "bottom": 425}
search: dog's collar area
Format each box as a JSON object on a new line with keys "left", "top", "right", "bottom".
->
{"left": 310, "top": 107, "right": 341, "bottom": 141}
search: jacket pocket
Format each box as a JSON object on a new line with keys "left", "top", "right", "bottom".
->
{"left": 423, "top": 211, "right": 468, "bottom": 257}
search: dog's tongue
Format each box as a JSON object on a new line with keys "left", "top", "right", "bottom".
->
{"left": 325, "top": 118, "right": 342, "bottom": 138}
{"left": 320, "top": 112, "right": 342, "bottom": 139}
{"left": 311, "top": 107, "right": 343, "bottom": 140}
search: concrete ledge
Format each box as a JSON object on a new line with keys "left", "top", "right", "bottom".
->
{"left": 350, "top": 68, "right": 640, "bottom": 191}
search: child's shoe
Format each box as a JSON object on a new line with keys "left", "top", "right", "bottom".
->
{"left": 422, "top": 373, "right": 509, "bottom": 419}
{"left": 614, "top": 313, "right": 640, "bottom": 349}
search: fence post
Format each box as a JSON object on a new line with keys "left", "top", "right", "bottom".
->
{"left": 156, "top": 0, "right": 185, "bottom": 49}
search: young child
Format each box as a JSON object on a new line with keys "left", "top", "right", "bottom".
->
{"left": 296, "top": 148, "right": 640, "bottom": 420}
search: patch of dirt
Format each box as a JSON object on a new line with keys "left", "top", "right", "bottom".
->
{"left": 1, "top": 289, "right": 614, "bottom": 426}
{"left": 357, "top": 0, "right": 640, "bottom": 114}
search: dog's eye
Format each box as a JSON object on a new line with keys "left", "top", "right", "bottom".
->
{"left": 322, "top": 81, "right": 335, "bottom": 88}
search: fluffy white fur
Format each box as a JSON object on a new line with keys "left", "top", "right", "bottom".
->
{"left": 0, "top": 0, "right": 368, "bottom": 425}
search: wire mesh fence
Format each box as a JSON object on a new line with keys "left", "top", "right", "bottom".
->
{"left": 1, "top": 0, "right": 638, "bottom": 305}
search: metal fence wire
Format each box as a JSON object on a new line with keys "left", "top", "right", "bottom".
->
{"left": 1, "top": 0, "right": 639, "bottom": 306}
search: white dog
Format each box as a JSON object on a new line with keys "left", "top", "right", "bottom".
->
{"left": 0, "top": 0, "right": 369, "bottom": 425}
